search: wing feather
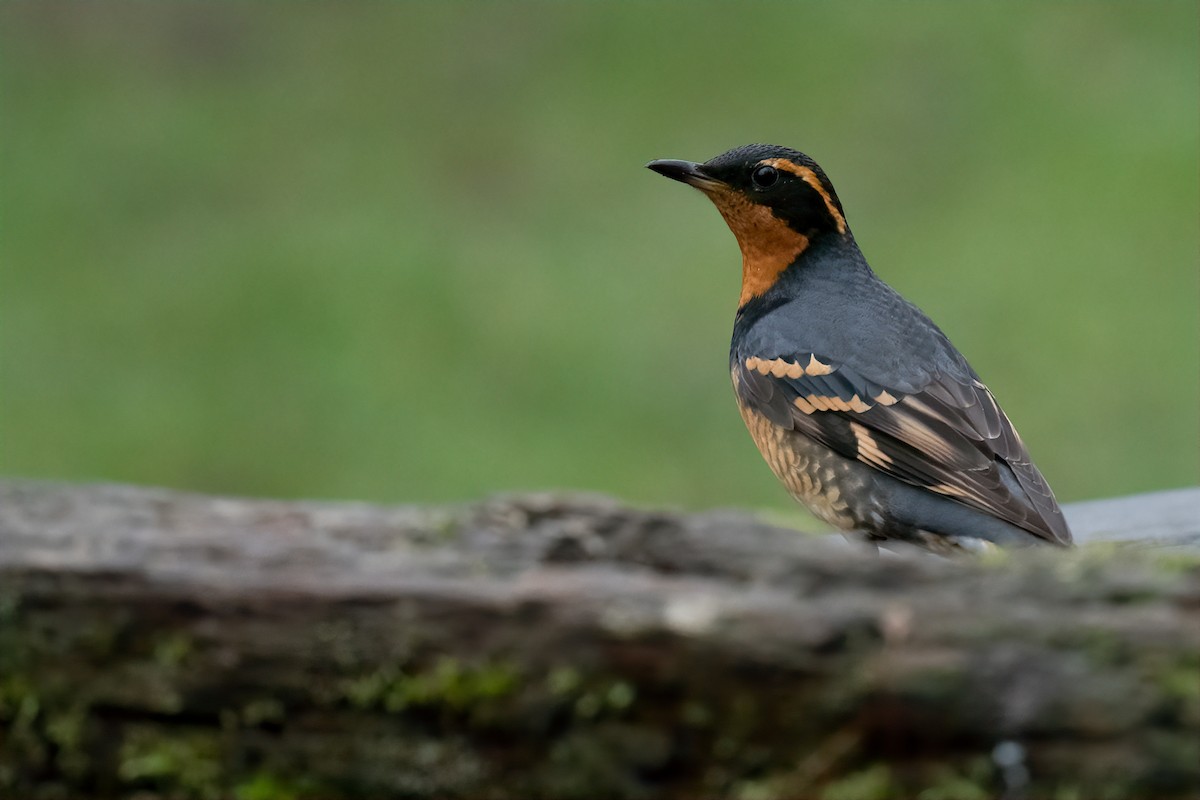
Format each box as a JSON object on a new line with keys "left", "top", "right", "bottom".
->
{"left": 734, "top": 353, "right": 1071, "bottom": 544}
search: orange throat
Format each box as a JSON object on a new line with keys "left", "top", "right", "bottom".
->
{"left": 704, "top": 187, "right": 809, "bottom": 307}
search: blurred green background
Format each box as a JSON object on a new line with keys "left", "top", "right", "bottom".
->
{"left": 1, "top": 3, "right": 1196, "bottom": 520}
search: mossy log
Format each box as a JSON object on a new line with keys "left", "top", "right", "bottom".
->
{"left": 1, "top": 479, "right": 1198, "bottom": 799}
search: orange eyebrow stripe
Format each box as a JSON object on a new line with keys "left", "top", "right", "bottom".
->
{"left": 760, "top": 158, "right": 848, "bottom": 234}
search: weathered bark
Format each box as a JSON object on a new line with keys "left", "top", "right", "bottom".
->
{"left": 1, "top": 479, "right": 1197, "bottom": 799}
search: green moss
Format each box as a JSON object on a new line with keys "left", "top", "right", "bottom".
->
{"left": 1078, "top": 628, "right": 1133, "bottom": 667}
{"left": 0, "top": 656, "right": 99, "bottom": 786}
{"left": 731, "top": 777, "right": 780, "bottom": 800}
{"left": 682, "top": 700, "right": 712, "bottom": 727}
{"left": 892, "top": 660, "right": 970, "bottom": 708}
{"left": 561, "top": 676, "right": 638, "bottom": 721}
{"left": 1053, "top": 787, "right": 1085, "bottom": 800}
{"left": 1148, "top": 551, "right": 1200, "bottom": 574}
{"left": 574, "top": 691, "right": 603, "bottom": 718}
{"left": 1160, "top": 663, "right": 1200, "bottom": 702}
{"left": 916, "top": 763, "right": 992, "bottom": 800}
{"left": 1, "top": 689, "right": 46, "bottom": 773}
{"left": 387, "top": 658, "right": 505, "bottom": 711}
{"left": 153, "top": 631, "right": 194, "bottom": 668}
{"left": 605, "top": 681, "right": 635, "bottom": 710}
{"left": 0, "top": 599, "right": 132, "bottom": 735}
{"left": 976, "top": 545, "right": 1014, "bottom": 568}
{"left": 342, "top": 657, "right": 517, "bottom": 715}
{"left": 45, "top": 705, "right": 90, "bottom": 778}
{"left": 0, "top": 673, "right": 35, "bottom": 719}
{"left": 0, "top": 591, "right": 20, "bottom": 623}
{"left": 433, "top": 512, "right": 461, "bottom": 542}
{"left": 547, "top": 666, "right": 582, "bottom": 696}
{"left": 1139, "top": 729, "right": 1200, "bottom": 793}
{"left": 233, "top": 771, "right": 315, "bottom": 800}
{"left": 1050, "top": 780, "right": 1137, "bottom": 800}
{"left": 118, "top": 727, "right": 222, "bottom": 799}
{"left": 540, "top": 723, "right": 669, "bottom": 800}
{"left": 820, "top": 764, "right": 895, "bottom": 800}
{"left": 240, "top": 697, "right": 287, "bottom": 727}
{"left": 342, "top": 666, "right": 393, "bottom": 709}
{"left": 1149, "top": 649, "right": 1200, "bottom": 728}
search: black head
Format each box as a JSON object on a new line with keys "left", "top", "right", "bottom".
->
{"left": 647, "top": 144, "right": 848, "bottom": 239}
{"left": 648, "top": 144, "right": 850, "bottom": 306}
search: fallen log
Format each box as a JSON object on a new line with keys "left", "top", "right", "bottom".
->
{"left": 1, "top": 479, "right": 1197, "bottom": 799}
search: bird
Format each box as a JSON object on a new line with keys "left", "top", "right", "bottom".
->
{"left": 647, "top": 144, "right": 1071, "bottom": 552}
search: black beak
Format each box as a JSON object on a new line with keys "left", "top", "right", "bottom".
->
{"left": 646, "top": 159, "right": 724, "bottom": 190}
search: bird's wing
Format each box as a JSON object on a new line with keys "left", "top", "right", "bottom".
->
{"left": 734, "top": 352, "right": 1071, "bottom": 544}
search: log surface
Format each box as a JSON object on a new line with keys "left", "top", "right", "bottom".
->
{"left": 1, "top": 479, "right": 1198, "bottom": 799}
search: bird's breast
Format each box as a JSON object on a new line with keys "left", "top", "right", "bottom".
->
{"left": 732, "top": 371, "right": 869, "bottom": 531}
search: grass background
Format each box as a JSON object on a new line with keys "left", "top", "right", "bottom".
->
{"left": 1, "top": 3, "right": 1196, "bottom": 521}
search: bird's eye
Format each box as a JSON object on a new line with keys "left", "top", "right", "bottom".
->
{"left": 751, "top": 165, "right": 778, "bottom": 189}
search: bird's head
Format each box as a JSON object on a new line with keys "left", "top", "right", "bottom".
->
{"left": 648, "top": 144, "right": 850, "bottom": 306}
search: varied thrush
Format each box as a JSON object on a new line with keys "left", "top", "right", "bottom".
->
{"left": 648, "top": 144, "right": 1071, "bottom": 551}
